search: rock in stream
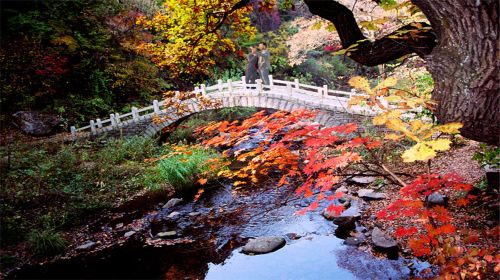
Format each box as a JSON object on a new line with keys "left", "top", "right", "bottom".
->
{"left": 241, "top": 236, "right": 286, "bottom": 254}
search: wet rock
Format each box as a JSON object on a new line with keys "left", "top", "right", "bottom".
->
{"left": 332, "top": 199, "right": 363, "bottom": 238}
{"left": 335, "top": 186, "right": 349, "bottom": 194}
{"left": 163, "top": 198, "right": 183, "bottom": 209}
{"left": 124, "top": 231, "right": 135, "bottom": 238}
{"left": 333, "top": 216, "right": 357, "bottom": 239}
{"left": 242, "top": 236, "right": 286, "bottom": 254}
{"left": 356, "top": 226, "right": 368, "bottom": 233}
{"left": 285, "top": 233, "right": 301, "bottom": 240}
{"left": 358, "top": 189, "right": 386, "bottom": 200}
{"left": 188, "top": 212, "right": 201, "bottom": 217}
{"left": 167, "top": 211, "right": 180, "bottom": 218}
{"left": 341, "top": 200, "right": 362, "bottom": 218}
{"left": 350, "top": 176, "right": 376, "bottom": 185}
{"left": 344, "top": 237, "right": 364, "bottom": 246}
{"left": 157, "top": 231, "right": 177, "bottom": 238}
{"left": 11, "top": 111, "right": 62, "bottom": 136}
{"left": 76, "top": 241, "right": 96, "bottom": 251}
{"left": 425, "top": 192, "right": 447, "bottom": 208}
{"left": 322, "top": 198, "right": 356, "bottom": 220}
{"left": 371, "top": 227, "right": 398, "bottom": 251}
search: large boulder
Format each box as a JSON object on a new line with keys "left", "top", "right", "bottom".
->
{"left": 11, "top": 111, "right": 62, "bottom": 136}
{"left": 241, "top": 236, "right": 286, "bottom": 254}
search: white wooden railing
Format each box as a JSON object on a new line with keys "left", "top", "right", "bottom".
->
{"left": 70, "top": 75, "right": 377, "bottom": 137}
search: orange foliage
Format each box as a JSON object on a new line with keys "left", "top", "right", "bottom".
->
{"left": 196, "top": 109, "right": 379, "bottom": 215}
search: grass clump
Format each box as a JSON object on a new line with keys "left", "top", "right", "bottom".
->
{"left": 27, "top": 229, "right": 67, "bottom": 256}
{"left": 154, "top": 145, "right": 226, "bottom": 191}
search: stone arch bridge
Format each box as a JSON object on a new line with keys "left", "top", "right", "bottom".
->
{"left": 70, "top": 76, "right": 378, "bottom": 140}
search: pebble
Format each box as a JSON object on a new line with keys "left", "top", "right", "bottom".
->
{"left": 157, "top": 231, "right": 177, "bottom": 238}
{"left": 124, "top": 231, "right": 135, "bottom": 238}
{"left": 167, "top": 211, "right": 180, "bottom": 218}
{"left": 76, "top": 241, "right": 96, "bottom": 251}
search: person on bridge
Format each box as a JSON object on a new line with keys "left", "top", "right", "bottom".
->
{"left": 258, "top": 42, "right": 271, "bottom": 85}
{"left": 245, "top": 45, "right": 259, "bottom": 86}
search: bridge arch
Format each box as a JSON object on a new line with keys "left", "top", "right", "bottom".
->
{"left": 69, "top": 76, "right": 375, "bottom": 141}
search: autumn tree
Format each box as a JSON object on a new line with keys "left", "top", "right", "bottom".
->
{"left": 136, "top": 0, "right": 255, "bottom": 81}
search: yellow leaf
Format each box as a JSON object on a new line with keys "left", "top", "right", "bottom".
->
{"left": 385, "top": 118, "right": 406, "bottom": 132}
{"left": 425, "top": 139, "right": 451, "bottom": 151}
{"left": 384, "top": 95, "right": 402, "bottom": 103}
{"left": 372, "top": 114, "right": 388, "bottom": 125}
{"left": 348, "top": 76, "right": 371, "bottom": 94}
{"left": 375, "top": 77, "right": 397, "bottom": 90}
{"left": 402, "top": 142, "right": 436, "bottom": 162}
{"left": 385, "top": 133, "right": 404, "bottom": 141}
{"left": 409, "top": 119, "right": 424, "bottom": 133}
{"left": 435, "top": 122, "right": 463, "bottom": 134}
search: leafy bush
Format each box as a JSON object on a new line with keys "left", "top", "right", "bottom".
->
{"left": 27, "top": 229, "right": 67, "bottom": 256}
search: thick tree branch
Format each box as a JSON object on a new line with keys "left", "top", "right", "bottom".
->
{"left": 206, "top": 0, "right": 251, "bottom": 33}
{"left": 303, "top": 0, "right": 436, "bottom": 66}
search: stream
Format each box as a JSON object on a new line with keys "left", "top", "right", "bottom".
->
{"left": 12, "top": 180, "right": 429, "bottom": 279}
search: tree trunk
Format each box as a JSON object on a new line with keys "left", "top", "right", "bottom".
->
{"left": 304, "top": 0, "right": 499, "bottom": 145}
{"left": 413, "top": 0, "right": 499, "bottom": 145}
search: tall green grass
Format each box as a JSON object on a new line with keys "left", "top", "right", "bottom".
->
{"left": 154, "top": 145, "right": 225, "bottom": 191}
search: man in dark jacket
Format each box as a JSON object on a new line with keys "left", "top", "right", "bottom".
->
{"left": 245, "top": 46, "right": 259, "bottom": 85}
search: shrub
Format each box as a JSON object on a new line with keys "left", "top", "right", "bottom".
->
{"left": 27, "top": 229, "right": 67, "bottom": 256}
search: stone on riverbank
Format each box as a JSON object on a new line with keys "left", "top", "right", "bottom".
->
{"left": 163, "top": 198, "right": 183, "bottom": 209}
{"left": 358, "top": 189, "right": 386, "bottom": 200}
{"left": 76, "top": 241, "right": 96, "bottom": 251}
{"left": 157, "top": 231, "right": 177, "bottom": 238}
{"left": 371, "top": 227, "right": 398, "bottom": 251}
{"left": 350, "top": 176, "right": 376, "bottom": 185}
